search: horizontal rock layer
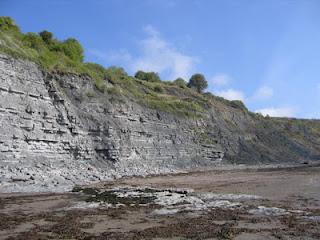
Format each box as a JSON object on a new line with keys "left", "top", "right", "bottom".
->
{"left": 0, "top": 54, "right": 319, "bottom": 192}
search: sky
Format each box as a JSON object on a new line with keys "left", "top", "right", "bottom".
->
{"left": 1, "top": 0, "right": 320, "bottom": 119}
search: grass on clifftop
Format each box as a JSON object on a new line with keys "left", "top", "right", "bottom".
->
{"left": 0, "top": 16, "right": 248, "bottom": 118}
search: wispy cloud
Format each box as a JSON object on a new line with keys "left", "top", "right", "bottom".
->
{"left": 210, "top": 74, "right": 231, "bottom": 87}
{"left": 90, "top": 25, "right": 197, "bottom": 80}
{"left": 215, "top": 89, "right": 245, "bottom": 101}
{"left": 210, "top": 76, "right": 275, "bottom": 107}
{"left": 251, "top": 86, "right": 274, "bottom": 101}
{"left": 130, "top": 25, "right": 197, "bottom": 79}
{"left": 255, "top": 107, "right": 296, "bottom": 117}
{"left": 209, "top": 74, "right": 245, "bottom": 101}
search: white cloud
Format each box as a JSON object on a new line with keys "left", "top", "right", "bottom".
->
{"left": 129, "top": 25, "right": 197, "bottom": 79}
{"left": 215, "top": 89, "right": 245, "bottom": 101}
{"left": 252, "top": 86, "right": 274, "bottom": 101}
{"left": 90, "top": 25, "right": 197, "bottom": 80}
{"left": 255, "top": 107, "right": 296, "bottom": 117}
{"left": 210, "top": 74, "right": 230, "bottom": 87}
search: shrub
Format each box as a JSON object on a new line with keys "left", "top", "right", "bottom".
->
{"left": 84, "top": 62, "right": 106, "bottom": 77}
{"left": 61, "top": 38, "right": 84, "bottom": 62}
{"left": 48, "top": 40, "right": 63, "bottom": 52}
{"left": 173, "top": 78, "right": 187, "bottom": 88}
{"left": 105, "top": 66, "right": 128, "bottom": 83}
{"left": 82, "top": 63, "right": 107, "bottom": 92}
{"left": 39, "top": 30, "right": 53, "bottom": 44}
{"left": 0, "top": 17, "right": 19, "bottom": 32}
{"left": 188, "top": 73, "right": 208, "bottom": 93}
{"left": 22, "top": 33, "right": 45, "bottom": 51}
{"left": 135, "top": 70, "right": 161, "bottom": 82}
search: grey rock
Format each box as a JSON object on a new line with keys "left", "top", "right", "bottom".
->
{"left": 0, "top": 54, "right": 319, "bottom": 192}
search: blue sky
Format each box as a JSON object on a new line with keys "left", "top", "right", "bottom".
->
{"left": 1, "top": 0, "right": 320, "bottom": 119}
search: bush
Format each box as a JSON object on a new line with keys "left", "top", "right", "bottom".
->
{"left": 188, "top": 73, "right": 208, "bottom": 93}
{"left": 22, "top": 33, "right": 45, "bottom": 51}
{"left": 105, "top": 66, "right": 128, "bottom": 83}
{"left": 48, "top": 40, "right": 63, "bottom": 52}
{"left": 135, "top": 70, "right": 161, "bottom": 82}
{"left": 84, "top": 62, "right": 106, "bottom": 76}
{"left": 39, "top": 30, "right": 53, "bottom": 44}
{"left": 173, "top": 78, "right": 187, "bottom": 88}
{"left": 0, "top": 17, "right": 19, "bottom": 32}
{"left": 61, "top": 38, "right": 84, "bottom": 62}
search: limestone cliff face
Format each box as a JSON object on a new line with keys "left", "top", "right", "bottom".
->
{"left": 0, "top": 54, "right": 319, "bottom": 192}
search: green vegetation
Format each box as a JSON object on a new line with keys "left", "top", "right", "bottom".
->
{"left": 61, "top": 38, "right": 84, "bottom": 62}
{"left": 173, "top": 78, "right": 187, "bottom": 88}
{"left": 0, "top": 16, "right": 252, "bottom": 118}
{"left": 187, "top": 73, "right": 208, "bottom": 93}
{"left": 134, "top": 70, "right": 161, "bottom": 82}
{"left": 0, "top": 17, "right": 19, "bottom": 31}
{"left": 39, "top": 30, "right": 53, "bottom": 44}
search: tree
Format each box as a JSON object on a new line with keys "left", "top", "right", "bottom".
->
{"left": 187, "top": 73, "right": 208, "bottom": 93}
{"left": 39, "top": 30, "right": 53, "bottom": 44}
{"left": 134, "top": 70, "right": 161, "bottom": 82}
{"left": 62, "top": 38, "right": 84, "bottom": 62}
{"left": 173, "top": 78, "right": 187, "bottom": 88}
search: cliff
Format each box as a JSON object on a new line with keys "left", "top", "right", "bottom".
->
{"left": 0, "top": 17, "right": 319, "bottom": 192}
{"left": 0, "top": 54, "right": 319, "bottom": 192}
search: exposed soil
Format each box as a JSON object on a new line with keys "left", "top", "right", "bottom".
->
{"left": 0, "top": 165, "right": 319, "bottom": 239}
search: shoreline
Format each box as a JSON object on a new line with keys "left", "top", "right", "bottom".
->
{"left": 1, "top": 161, "right": 319, "bottom": 196}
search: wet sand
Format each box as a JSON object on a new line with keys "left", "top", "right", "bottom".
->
{"left": 0, "top": 165, "right": 319, "bottom": 239}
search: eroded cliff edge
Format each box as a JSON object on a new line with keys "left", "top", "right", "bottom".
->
{"left": 0, "top": 54, "right": 319, "bottom": 192}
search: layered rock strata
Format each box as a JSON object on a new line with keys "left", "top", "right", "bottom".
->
{"left": 0, "top": 54, "right": 319, "bottom": 192}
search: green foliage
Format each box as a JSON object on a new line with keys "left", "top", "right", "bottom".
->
{"left": 47, "top": 40, "right": 63, "bottom": 52}
{"left": 135, "top": 70, "right": 161, "bottom": 82}
{"left": 84, "top": 62, "right": 106, "bottom": 79}
{"left": 82, "top": 63, "right": 107, "bottom": 92}
{"left": 0, "top": 17, "right": 19, "bottom": 32}
{"left": 61, "top": 38, "right": 84, "bottom": 62}
{"left": 188, "top": 73, "right": 208, "bottom": 93}
{"left": 105, "top": 66, "right": 128, "bottom": 84}
{"left": 173, "top": 78, "right": 187, "bottom": 88}
{"left": 39, "top": 30, "right": 53, "bottom": 44}
{"left": 144, "top": 94, "right": 205, "bottom": 118}
{"left": 22, "top": 33, "right": 45, "bottom": 51}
